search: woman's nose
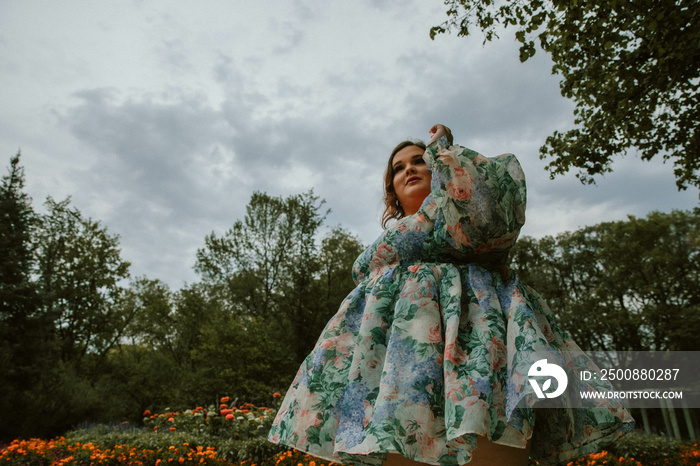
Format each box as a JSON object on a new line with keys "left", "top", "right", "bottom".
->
{"left": 406, "top": 164, "right": 416, "bottom": 174}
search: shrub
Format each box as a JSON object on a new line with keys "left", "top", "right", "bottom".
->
{"left": 608, "top": 432, "right": 685, "bottom": 465}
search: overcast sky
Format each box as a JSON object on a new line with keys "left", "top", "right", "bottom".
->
{"left": 1, "top": 1, "right": 697, "bottom": 288}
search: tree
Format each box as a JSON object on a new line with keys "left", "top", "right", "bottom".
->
{"left": 194, "top": 191, "right": 368, "bottom": 388}
{"left": 102, "top": 278, "right": 192, "bottom": 419}
{"left": 0, "top": 153, "right": 53, "bottom": 440}
{"left": 432, "top": 0, "right": 700, "bottom": 189}
{"left": 195, "top": 191, "right": 327, "bottom": 319}
{"left": 35, "top": 197, "right": 131, "bottom": 367}
{"left": 195, "top": 191, "right": 328, "bottom": 354}
{"left": 510, "top": 209, "right": 700, "bottom": 351}
{"left": 0, "top": 153, "right": 37, "bottom": 319}
{"left": 317, "top": 226, "right": 365, "bottom": 323}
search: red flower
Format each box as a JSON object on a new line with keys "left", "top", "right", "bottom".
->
{"left": 143, "top": 410, "right": 152, "bottom": 416}
{"left": 220, "top": 403, "right": 228, "bottom": 410}
{"left": 169, "top": 427, "right": 176, "bottom": 432}
{"left": 242, "top": 409, "right": 249, "bottom": 414}
{"left": 226, "top": 413, "right": 234, "bottom": 421}
{"left": 220, "top": 396, "right": 230, "bottom": 403}
{"left": 221, "top": 409, "right": 233, "bottom": 415}
{"left": 273, "top": 392, "right": 281, "bottom": 398}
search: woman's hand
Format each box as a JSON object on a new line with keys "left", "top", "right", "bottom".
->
{"left": 428, "top": 124, "right": 453, "bottom": 145}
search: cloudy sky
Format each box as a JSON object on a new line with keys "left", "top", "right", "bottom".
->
{"left": 1, "top": 1, "right": 697, "bottom": 288}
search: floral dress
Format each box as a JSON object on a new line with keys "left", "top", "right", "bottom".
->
{"left": 268, "top": 137, "right": 634, "bottom": 465}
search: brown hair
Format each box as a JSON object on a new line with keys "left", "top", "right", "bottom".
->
{"left": 381, "top": 140, "right": 427, "bottom": 229}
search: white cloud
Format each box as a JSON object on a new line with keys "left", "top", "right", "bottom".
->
{"left": 0, "top": 0, "right": 696, "bottom": 287}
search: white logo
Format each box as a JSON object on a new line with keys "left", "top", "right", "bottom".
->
{"left": 528, "top": 359, "right": 568, "bottom": 399}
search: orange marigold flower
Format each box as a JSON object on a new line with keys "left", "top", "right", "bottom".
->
{"left": 242, "top": 409, "right": 249, "bottom": 414}
{"left": 220, "top": 403, "right": 228, "bottom": 410}
{"left": 273, "top": 392, "right": 281, "bottom": 398}
{"left": 226, "top": 414, "right": 234, "bottom": 421}
{"left": 221, "top": 396, "right": 230, "bottom": 403}
{"left": 143, "top": 410, "right": 152, "bottom": 416}
{"left": 221, "top": 409, "right": 233, "bottom": 415}
{"left": 169, "top": 427, "right": 176, "bottom": 432}
{"left": 168, "top": 417, "right": 175, "bottom": 422}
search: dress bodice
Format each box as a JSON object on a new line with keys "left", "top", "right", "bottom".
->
{"left": 353, "top": 137, "right": 527, "bottom": 284}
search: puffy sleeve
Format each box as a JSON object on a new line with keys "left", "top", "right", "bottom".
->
{"left": 422, "top": 136, "right": 527, "bottom": 265}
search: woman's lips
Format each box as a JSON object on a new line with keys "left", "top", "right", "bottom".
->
{"left": 406, "top": 176, "right": 420, "bottom": 185}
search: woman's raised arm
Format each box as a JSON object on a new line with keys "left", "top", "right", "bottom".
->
{"left": 422, "top": 132, "right": 527, "bottom": 263}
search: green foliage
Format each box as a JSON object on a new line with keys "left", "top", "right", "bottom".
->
{"left": 195, "top": 190, "right": 361, "bottom": 372}
{"left": 511, "top": 209, "right": 700, "bottom": 351}
{"left": 432, "top": 0, "right": 700, "bottom": 190}
{"left": 35, "top": 197, "right": 131, "bottom": 364}
{"left": 189, "top": 313, "right": 296, "bottom": 403}
{"left": 0, "top": 153, "right": 54, "bottom": 440}
{"left": 607, "top": 432, "right": 684, "bottom": 464}
{"left": 4, "top": 152, "right": 700, "bottom": 451}
{"left": 64, "top": 399, "right": 287, "bottom": 463}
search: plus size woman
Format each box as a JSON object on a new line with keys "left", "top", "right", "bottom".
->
{"left": 268, "top": 125, "right": 634, "bottom": 465}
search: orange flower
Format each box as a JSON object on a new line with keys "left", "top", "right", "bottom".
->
{"left": 226, "top": 414, "right": 234, "bottom": 421}
{"left": 143, "top": 410, "right": 151, "bottom": 416}
{"left": 220, "top": 403, "right": 228, "bottom": 410}
{"left": 169, "top": 427, "right": 176, "bottom": 432}
{"left": 221, "top": 409, "right": 233, "bottom": 415}
{"left": 221, "top": 396, "right": 230, "bottom": 403}
{"left": 168, "top": 417, "right": 175, "bottom": 422}
{"left": 242, "top": 409, "right": 249, "bottom": 414}
{"left": 273, "top": 392, "right": 281, "bottom": 398}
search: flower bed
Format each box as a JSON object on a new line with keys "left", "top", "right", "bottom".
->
{"left": 0, "top": 437, "right": 336, "bottom": 466}
{"left": 2, "top": 396, "right": 698, "bottom": 466}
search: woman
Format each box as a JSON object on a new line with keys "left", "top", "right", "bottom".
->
{"left": 268, "top": 125, "right": 634, "bottom": 465}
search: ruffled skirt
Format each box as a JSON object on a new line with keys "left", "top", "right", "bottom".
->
{"left": 268, "top": 263, "right": 634, "bottom": 465}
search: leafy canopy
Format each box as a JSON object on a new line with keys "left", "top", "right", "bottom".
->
{"left": 432, "top": 0, "right": 700, "bottom": 189}
{"left": 510, "top": 209, "right": 700, "bottom": 352}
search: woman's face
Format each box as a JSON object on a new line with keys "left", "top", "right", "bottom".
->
{"left": 392, "top": 145, "right": 431, "bottom": 217}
